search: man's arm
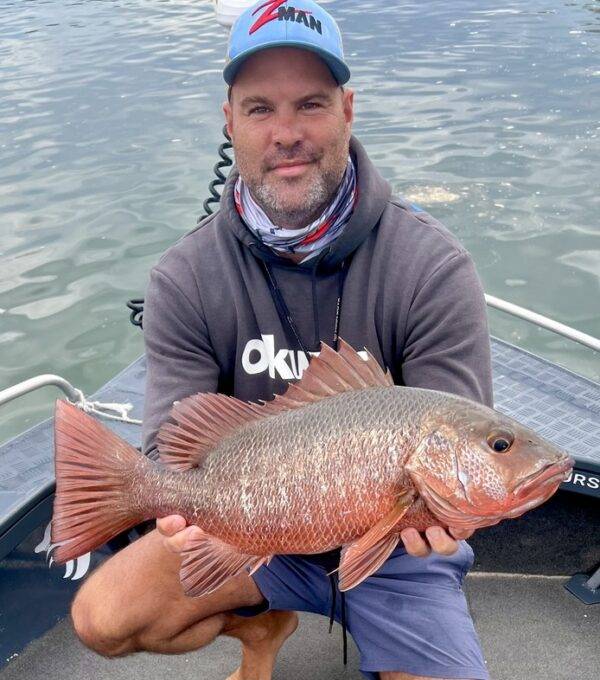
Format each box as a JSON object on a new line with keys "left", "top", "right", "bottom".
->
{"left": 401, "top": 250, "right": 493, "bottom": 406}
{"left": 398, "top": 250, "right": 493, "bottom": 555}
{"left": 142, "top": 267, "right": 220, "bottom": 459}
{"left": 142, "top": 266, "right": 224, "bottom": 549}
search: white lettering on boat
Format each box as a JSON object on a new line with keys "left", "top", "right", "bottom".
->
{"left": 563, "top": 470, "right": 599, "bottom": 491}
{"left": 34, "top": 521, "right": 91, "bottom": 580}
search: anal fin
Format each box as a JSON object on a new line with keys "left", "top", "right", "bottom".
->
{"left": 337, "top": 490, "right": 414, "bottom": 591}
{"left": 180, "top": 529, "right": 270, "bottom": 598}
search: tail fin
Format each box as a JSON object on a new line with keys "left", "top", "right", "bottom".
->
{"left": 51, "top": 399, "right": 148, "bottom": 564}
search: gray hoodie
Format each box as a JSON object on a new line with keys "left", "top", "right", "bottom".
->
{"left": 141, "top": 136, "right": 492, "bottom": 458}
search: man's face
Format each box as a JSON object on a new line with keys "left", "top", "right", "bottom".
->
{"left": 223, "top": 47, "right": 354, "bottom": 228}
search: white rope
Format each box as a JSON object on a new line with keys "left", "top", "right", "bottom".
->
{"left": 68, "top": 388, "right": 142, "bottom": 425}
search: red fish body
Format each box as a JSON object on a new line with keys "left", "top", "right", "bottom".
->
{"left": 52, "top": 340, "right": 572, "bottom": 596}
{"left": 135, "top": 387, "right": 430, "bottom": 554}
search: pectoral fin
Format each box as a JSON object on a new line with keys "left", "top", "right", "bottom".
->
{"left": 339, "top": 534, "right": 400, "bottom": 591}
{"left": 338, "top": 490, "right": 414, "bottom": 591}
{"left": 180, "top": 529, "right": 269, "bottom": 598}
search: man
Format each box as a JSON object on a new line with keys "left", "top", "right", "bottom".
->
{"left": 70, "top": 2, "right": 492, "bottom": 679}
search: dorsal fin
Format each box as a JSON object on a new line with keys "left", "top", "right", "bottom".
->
{"left": 157, "top": 337, "right": 393, "bottom": 470}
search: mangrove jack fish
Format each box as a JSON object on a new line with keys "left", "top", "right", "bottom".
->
{"left": 52, "top": 340, "right": 573, "bottom": 596}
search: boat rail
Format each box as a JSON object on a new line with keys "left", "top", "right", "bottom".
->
{"left": 0, "top": 374, "right": 82, "bottom": 408}
{"left": 485, "top": 295, "right": 600, "bottom": 352}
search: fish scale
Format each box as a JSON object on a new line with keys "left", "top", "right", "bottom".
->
{"left": 185, "top": 388, "right": 421, "bottom": 554}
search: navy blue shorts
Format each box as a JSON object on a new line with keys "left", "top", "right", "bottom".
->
{"left": 238, "top": 541, "right": 489, "bottom": 679}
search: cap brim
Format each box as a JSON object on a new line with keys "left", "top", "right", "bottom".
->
{"left": 223, "top": 42, "right": 350, "bottom": 86}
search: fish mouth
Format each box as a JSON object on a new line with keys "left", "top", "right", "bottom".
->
{"left": 512, "top": 457, "right": 574, "bottom": 499}
{"left": 500, "top": 457, "right": 574, "bottom": 520}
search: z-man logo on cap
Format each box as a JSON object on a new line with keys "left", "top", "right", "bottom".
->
{"left": 249, "top": 0, "right": 323, "bottom": 35}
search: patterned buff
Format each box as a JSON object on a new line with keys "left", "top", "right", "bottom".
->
{"left": 234, "top": 158, "right": 357, "bottom": 262}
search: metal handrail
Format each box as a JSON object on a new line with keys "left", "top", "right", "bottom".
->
{"left": 485, "top": 295, "right": 600, "bottom": 353}
{"left": 0, "top": 375, "right": 82, "bottom": 408}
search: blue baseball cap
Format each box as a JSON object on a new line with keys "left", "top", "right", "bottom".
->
{"left": 224, "top": 0, "right": 350, "bottom": 86}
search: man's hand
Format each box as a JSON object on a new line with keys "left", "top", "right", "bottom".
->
{"left": 400, "top": 526, "right": 474, "bottom": 557}
{"left": 156, "top": 515, "right": 202, "bottom": 555}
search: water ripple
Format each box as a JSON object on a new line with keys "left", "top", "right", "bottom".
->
{"left": 1, "top": 0, "right": 599, "bottom": 443}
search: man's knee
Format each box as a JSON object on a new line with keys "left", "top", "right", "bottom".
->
{"left": 70, "top": 575, "right": 224, "bottom": 657}
{"left": 71, "top": 590, "right": 134, "bottom": 658}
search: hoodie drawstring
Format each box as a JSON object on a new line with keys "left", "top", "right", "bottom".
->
{"left": 311, "top": 262, "right": 320, "bottom": 350}
{"left": 261, "top": 252, "right": 347, "bottom": 355}
{"left": 328, "top": 574, "right": 337, "bottom": 633}
{"left": 328, "top": 573, "right": 348, "bottom": 665}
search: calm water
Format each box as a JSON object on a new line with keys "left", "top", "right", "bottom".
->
{"left": 1, "top": 0, "right": 599, "bottom": 445}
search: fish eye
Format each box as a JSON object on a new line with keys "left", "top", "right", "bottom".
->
{"left": 487, "top": 430, "right": 514, "bottom": 453}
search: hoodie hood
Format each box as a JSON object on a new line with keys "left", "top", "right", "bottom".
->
{"left": 221, "top": 136, "right": 392, "bottom": 272}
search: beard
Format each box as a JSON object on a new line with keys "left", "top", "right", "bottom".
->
{"left": 251, "top": 169, "right": 338, "bottom": 228}
{"left": 236, "top": 138, "right": 350, "bottom": 229}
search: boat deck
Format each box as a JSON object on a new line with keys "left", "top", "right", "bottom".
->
{"left": 2, "top": 570, "right": 598, "bottom": 679}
